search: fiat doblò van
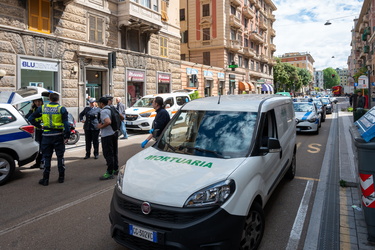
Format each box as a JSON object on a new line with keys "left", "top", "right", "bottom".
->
{"left": 109, "top": 94, "right": 297, "bottom": 249}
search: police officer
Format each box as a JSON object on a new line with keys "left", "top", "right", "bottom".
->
{"left": 26, "top": 98, "right": 44, "bottom": 169}
{"left": 79, "top": 98, "right": 100, "bottom": 159}
{"left": 28, "top": 93, "right": 70, "bottom": 186}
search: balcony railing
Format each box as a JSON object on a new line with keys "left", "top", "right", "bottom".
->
{"left": 230, "top": 0, "right": 242, "bottom": 7}
{"left": 259, "top": 19, "right": 268, "bottom": 30}
{"left": 227, "top": 39, "right": 241, "bottom": 51}
{"left": 243, "top": 6, "right": 255, "bottom": 19}
{"left": 229, "top": 14, "right": 242, "bottom": 29}
{"left": 249, "top": 32, "right": 264, "bottom": 44}
{"left": 270, "top": 28, "right": 276, "bottom": 37}
{"left": 269, "top": 43, "right": 276, "bottom": 52}
{"left": 269, "top": 14, "right": 276, "bottom": 22}
{"left": 118, "top": 1, "right": 162, "bottom": 33}
{"left": 243, "top": 47, "right": 256, "bottom": 57}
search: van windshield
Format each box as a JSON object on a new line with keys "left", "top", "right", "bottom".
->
{"left": 157, "top": 110, "right": 258, "bottom": 158}
{"left": 132, "top": 97, "right": 154, "bottom": 108}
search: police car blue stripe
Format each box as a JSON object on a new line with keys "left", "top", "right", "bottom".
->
{"left": 0, "top": 131, "right": 31, "bottom": 143}
{"left": 301, "top": 112, "right": 312, "bottom": 121}
{"left": 7, "top": 92, "right": 15, "bottom": 104}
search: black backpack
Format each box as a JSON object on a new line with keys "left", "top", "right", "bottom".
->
{"left": 104, "top": 106, "right": 122, "bottom": 132}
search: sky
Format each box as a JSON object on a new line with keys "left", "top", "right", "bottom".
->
{"left": 273, "top": 0, "right": 364, "bottom": 71}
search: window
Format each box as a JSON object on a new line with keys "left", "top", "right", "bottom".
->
{"left": 203, "top": 28, "right": 210, "bottom": 41}
{"left": 203, "top": 52, "right": 210, "bottom": 65}
{"left": 244, "top": 18, "right": 248, "bottom": 28}
{"left": 244, "top": 38, "right": 249, "bottom": 47}
{"left": 244, "top": 58, "right": 249, "bottom": 68}
{"left": 238, "top": 34, "right": 243, "bottom": 46}
{"left": 251, "top": 60, "right": 254, "bottom": 70}
{"left": 89, "top": 15, "right": 104, "bottom": 44}
{"left": 181, "top": 54, "right": 186, "bottom": 60}
{"left": 160, "top": 37, "right": 168, "bottom": 57}
{"left": 230, "top": 5, "right": 236, "bottom": 15}
{"left": 161, "top": 0, "right": 168, "bottom": 21}
{"left": 0, "top": 109, "right": 16, "bottom": 126}
{"left": 28, "top": 0, "right": 50, "bottom": 34}
{"left": 250, "top": 41, "right": 254, "bottom": 48}
{"left": 140, "top": 0, "right": 151, "bottom": 8}
{"left": 180, "top": 8, "right": 185, "bottom": 21}
{"left": 181, "top": 30, "right": 188, "bottom": 43}
{"left": 202, "top": 4, "right": 210, "bottom": 17}
{"left": 230, "top": 29, "right": 236, "bottom": 40}
{"left": 238, "top": 56, "right": 243, "bottom": 67}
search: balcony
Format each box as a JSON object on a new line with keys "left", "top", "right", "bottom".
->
{"left": 269, "top": 14, "right": 276, "bottom": 22}
{"left": 260, "top": 54, "right": 268, "bottom": 63}
{"left": 259, "top": 19, "right": 268, "bottom": 30}
{"left": 118, "top": 1, "right": 162, "bottom": 34}
{"left": 249, "top": 32, "right": 264, "bottom": 44}
{"left": 227, "top": 39, "right": 241, "bottom": 51}
{"left": 363, "top": 14, "right": 369, "bottom": 24}
{"left": 269, "top": 43, "right": 276, "bottom": 52}
{"left": 249, "top": 0, "right": 256, "bottom": 4}
{"left": 270, "top": 28, "right": 276, "bottom": 37}
{"left": 244, "top": 47, "right": 256, "bottom": 57}
{"left": 243, "top": 6, "right": 255, "bottom": 19}
{"left": 268, "top": 58, "right": 277, "bottom": 66}
{"left": 229, "top": 14, "right": 242, "bottom": 29}
{"left": 230, "top": 0, "right": 242, "bottom": 7}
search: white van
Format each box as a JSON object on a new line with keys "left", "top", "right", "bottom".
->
{"left": 110, "top": 94, "right": 296, "bottom": 249}
{"left": 125, "top": 93, "right": 190, "bottom": 130}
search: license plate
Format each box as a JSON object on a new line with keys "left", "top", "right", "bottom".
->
{"left": 126, "top": 121, "right": 133, "bottom": 126}
{"left": 129, "top": 224, "right": 158, "bottom": 243}
{"left": 296, "top": 128, "right": 301, "bottom": 132}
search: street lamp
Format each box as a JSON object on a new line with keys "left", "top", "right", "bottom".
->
{"left": 367, "top": 65, "right": 372, "bottom": 108}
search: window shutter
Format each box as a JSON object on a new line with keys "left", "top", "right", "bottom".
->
{"left": 89, "top": 16, "right": 96, "bottom": 42}
{"left": 29, "top": 0, "right": 40, "bottom": 31}
{"left": 97, "top": 18, "right": 103, "bottom": 43}
{"left": 161, "top": 1, "right": 168, "bottom": 21}
{"left": 41, "top": 0, "right": 50, "bottom": 33}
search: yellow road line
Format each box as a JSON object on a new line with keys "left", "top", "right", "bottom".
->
{"left": 295, "top": 176, "right": 320, "bottom": 182}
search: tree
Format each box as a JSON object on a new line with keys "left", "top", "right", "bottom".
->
{"left": 297, "top": 68, "right": 313, "bottom": 88}
{"left": 323, "top": 67, "right": 340, "bottom": 89}
{"left": 273, "top": 59, "right": 301, "bottom": 93}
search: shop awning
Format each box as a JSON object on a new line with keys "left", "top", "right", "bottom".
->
{"left": 239, "top": 82, "right": 250, "bottom": 91}
{"left": 261, "top": 84, "right": 274, "bottom": 92}
{"left": 247, "top": 82, "right": 255, "bottom": 91}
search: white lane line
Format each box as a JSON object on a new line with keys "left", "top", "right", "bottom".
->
{"left": 0, "top": 186, "right": 114, "bottom": 236}
{"left": 286, "top": 180, "right": 314, "bottom": 250}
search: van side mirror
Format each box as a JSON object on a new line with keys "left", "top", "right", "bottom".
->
{"left": 259, "top": 138, "right": 281, "bottom": 155}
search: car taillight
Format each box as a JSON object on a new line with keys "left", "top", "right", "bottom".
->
{"left": 20, "top": 125, "right": 35, "bottom": 135}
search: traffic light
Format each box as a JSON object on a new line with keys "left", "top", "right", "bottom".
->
{"left": 108, "top": 52, "right": 116, "bottom": 68}
{"left": 332, "top": 74, "right": 335, "bottom": 78}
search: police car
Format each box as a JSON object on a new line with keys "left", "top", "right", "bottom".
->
{"left": 293, "top": 101, "right": 320, "bottom": 134}
{"left": 0, "top": 86, "right": 58, "bottom": 185}
{"left": 125, "top": 93, "right": 190, "bottom": 130}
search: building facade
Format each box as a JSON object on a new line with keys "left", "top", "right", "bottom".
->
{"left": 314, "top": 70, "right": 324, "bottom": 92}
{"left": 180, "top": 0, "right": 277, "bottom": 96}
{"left": 0, "top": 0, "right": 181, "bottom": 117}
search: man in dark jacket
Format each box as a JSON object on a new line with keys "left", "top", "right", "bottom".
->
{"left": 79, "top": 98, "right": 100, "bottom": 159}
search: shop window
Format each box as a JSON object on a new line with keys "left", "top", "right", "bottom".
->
{"left": 180, "top": 8, "right": 185, "bottom": 21}
{"left": 203, "top": 28, "right": 210, "bottom": 41}
{"left": 28, "top": 0, "right": 50, "bottom": 34}
{"left": 203, "top": 52, "right": 210, "bottom": 66}
{"left": 89, "top": 15, "right": 104, "bottom": 44}
{"left": 160, "top": 37, "right": 168, "bottom": 57}
{"left": 161, "top": 0, "right": 168, "bottom": 21}
{"left": 202, "top": 4, "right": 210, "bottom": 17}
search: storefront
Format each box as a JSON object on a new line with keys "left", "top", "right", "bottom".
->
{"left": 127, "top": 69, "right": 146, "bottom": 107}
{"left": 229, "top": 74, "right": 236, "bottom": 95}
{"left": 204, "top": 70, "right": 213, "bottom": 97}
{"left": 218, "top": 72, "right": 225, "bottom": 95}
{"left": 186, "top": 68, "right": 199, "bottom": 88}
{"left": 18, "top": 56, "right": 61, "bottom": 92}
{"left": 157, "top": 72, "right": 171, "bottom": 93}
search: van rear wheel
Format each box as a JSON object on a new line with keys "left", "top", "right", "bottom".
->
{"left": 240, "top": 202, "right": 265, "bottom": 250}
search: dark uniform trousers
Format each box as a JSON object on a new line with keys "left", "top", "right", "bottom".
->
{"left": 41, "top": 134, "right": 66, "bottom": 174}
{"left": 35, "top": 129, "right": 44, "bottom": 165}
{"left": 101, "top": 132, "right": 118, "bottom": 173}
{"left": 84, "top": 130, "right": 100, "bottom": 157}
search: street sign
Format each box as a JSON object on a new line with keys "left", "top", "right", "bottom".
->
{"left": 357, "top": 75, "right": 368, "bottom": 89}
{"left": 228, "top": 64, "right": 238, "bottom": 68}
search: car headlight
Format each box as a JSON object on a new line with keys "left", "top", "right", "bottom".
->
{"left": 307, "top": 116, "right": 317, "bottom": 122}
{"left": 184, "top": 180, "right": 235, "bottom": 208}
{"left": 140, "top": 112, "right": 152, "bottom": 117}
{"left": 116, "top": 166, "right": 125, "bottom": 192}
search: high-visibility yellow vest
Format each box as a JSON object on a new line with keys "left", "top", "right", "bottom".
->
{"left": 41, "top": 104, "right": 64, "bottom": 130}
{"left": 32, "top": 107, "right": 43, "bottom": 123}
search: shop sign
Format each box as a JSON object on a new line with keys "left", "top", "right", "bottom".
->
{"left": 158, "top": 73, "right": 171, "bottom": 83}
{"left": 128, "top": 70, "right": 145, "bottom": 82}
{"left": 229, "top": 74, "right": 236, "bottom": 79}
{"left": 20, "top": 59, "right": 58, "bottom": 72}
{"left": 204, "top": 70, "right": 213, "bottom": 78}
{"left": 186, "top": 68, "right": 198, "bottom": 75}
{"left": 217, "top": 72, "right": 225, "bottom": 79}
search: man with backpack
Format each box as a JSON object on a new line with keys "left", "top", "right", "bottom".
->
{"left": 97, "top": 96, "right": 118, "bottom": 180}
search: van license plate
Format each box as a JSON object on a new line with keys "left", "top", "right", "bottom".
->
{"left": 129, "top": 224, "right": 157, "bottom": 243}
{"left": 126, "top": 121, "right": 133, "bottom": 126}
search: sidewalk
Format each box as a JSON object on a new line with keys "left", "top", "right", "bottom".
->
{"left": 338, "top": 102, "right": 375, "bottom": 249}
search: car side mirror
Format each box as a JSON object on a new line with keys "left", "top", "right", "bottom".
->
{"left": 260, "top": 137, "right": 282, "bottom": 155}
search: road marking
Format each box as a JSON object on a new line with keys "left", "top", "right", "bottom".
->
{"left": 0, "top": 186, "right": 114, "bottom": 237}
{"left": 307, "top": 143, "right": 322, "bottom": 154}
{"left": 297, "top": 142, "right": 302, "bottom": 150}
{"left": 295, "top": 176, "right": 320, "bottom": 182}
{"left": 286, "top": 180, "right": 314, "bottom": 250}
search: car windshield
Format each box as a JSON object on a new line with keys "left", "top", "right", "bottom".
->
{"left": 132, "top": 97, "right": 155, "bottom": 108}
{"left": 321, "top": 98, "right": 330, "bottom": 104}
{"left": 156, "top": 110, "right": 258, "bottom": 158}
{"left": 293, "top": 103, "right": 313, "bottom": 112}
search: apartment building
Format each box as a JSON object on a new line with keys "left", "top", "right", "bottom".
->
{"left": 348, "top": 0, "right": 375, "bottom": 106}
{"left": 314, "top": 70, "right": 324, "bottom": 91}
{"left": 180, "top": 0, "right": 277, "bottom": 96}
{"left": 0, "top": 0, "right": 181, "bottom": 117}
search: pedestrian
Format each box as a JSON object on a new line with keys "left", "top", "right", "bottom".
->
{"left": 79, "top": 98, "right": 100, "bottom": 159}
{"left": 115, "top": 97, "right": 128, "bottom": 139}
{"left": 349, "top": 93, "right": 353, "bottom": 107}
{"left": 28, "top": 93, "right": 70, "bottom": 186}
{"left": 25, "top": 98, "right": 44, "bottom": 169}
{"left": 86, "top": 95, "right": 91, "bottom": 106}
{"left": 97, "top": 97, "right": 118, "bottom": 180}
{"left": 141, "top": 96, "right": 170, "bottom": 148}
{"left": 356, "top": 91, "right": 365, "bottom": 109}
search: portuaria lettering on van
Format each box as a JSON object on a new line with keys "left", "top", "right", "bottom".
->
{"left": 144, "top": 155, "right": 213, "bottom": 168}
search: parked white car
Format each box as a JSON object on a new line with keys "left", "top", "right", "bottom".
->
{"left": 125, "top": 93, "right": 191, "bottom": 130}
{"left": 293, "top": 101, "right": 320, "bottom": 134}
{"left": 110, "top": 94, "right": 296, "bottom": 249}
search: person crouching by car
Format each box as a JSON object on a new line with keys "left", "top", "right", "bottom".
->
{"left": 79, "top": 98, "right": 100, "bottom": 159}
{"left": 141, "top": 96, "right": 170, "bottom": 148}
{"left": 26, "top": 98, "right": 44, "bottom": 169}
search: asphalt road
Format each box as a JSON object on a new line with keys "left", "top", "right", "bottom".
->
{"left": 1, "top": 113, "right": 334, "bottom": 250}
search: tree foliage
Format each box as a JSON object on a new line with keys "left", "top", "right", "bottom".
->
{"left": 323, "top": 67, "right": 340, "bottom": 89}
{"left": 273, "top": 59, "right": 312, "bottom": 93}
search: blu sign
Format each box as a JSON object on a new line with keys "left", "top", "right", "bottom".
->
{"left": 21, "top": 59, "right": 58, "bottom": 72}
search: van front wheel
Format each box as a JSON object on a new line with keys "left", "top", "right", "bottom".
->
{"left": 285, "top": 151, "right": 296, "bottom": 180}
{"left": 240, "top": 202, "right": 265, "bottom": 250}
